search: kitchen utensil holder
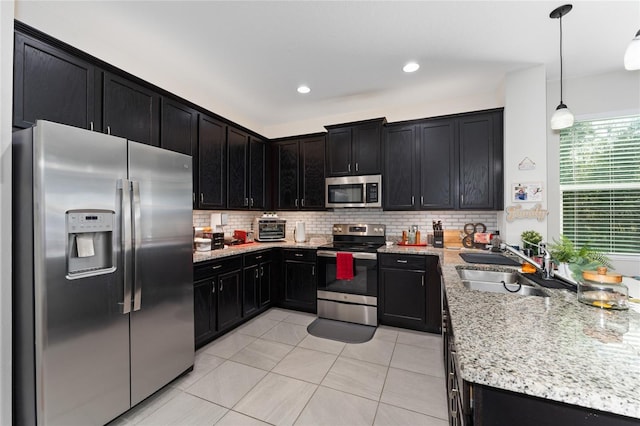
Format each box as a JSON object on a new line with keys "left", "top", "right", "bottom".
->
{"left": 433, "top": 230, "right": 444, "bottom": 248}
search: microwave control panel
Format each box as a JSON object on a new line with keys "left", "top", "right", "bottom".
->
{"left": 366, "top": 182, "right": 379, "bottom": 203}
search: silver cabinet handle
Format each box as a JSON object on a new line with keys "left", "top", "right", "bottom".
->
{"left": 301, "top": 198, "right": 305, "bottom": 207}
{"left": 421, "top": 196, "right": 424, "bottom": 205}
{"left": 260, "top": 266, "right": 264, "bottom": 277}
{"left": 107, "top": 125, "right": 111, "bottom": 135}
{"left": 348, "top": 163, "right": 351, "bottom": 172}
{"left": 256, "top": 255, "right": 263, "bottom": 260}
{"left": 250, "top": 197, "right": 254, "bottom": 207}
{"left": 295, "top": 199, "right": 298, "bottom": 207}
{"left": 193, "top": 193, "right": 195, "bottom": 204}
{"left": 90, "top": 121, "right": 94, "bottom": 131}
{"left": 396, "top": 259, "right": 408, "bottom": 263}
{"left": 422, "top": 275, "right": 425, "bottom": 287}
{"left": 200, "top": 193, "right": 204, "bottom": 203}
{"left": 220, "top": 282, "right": 224, "bottom": 292}
{"left": 212, "top": 281, "right": 216, "bottom": 293}
{"left": 461, "top": 194, "right": 464, "bottom": 204}
{"left": 411, "top": 196, "right": 415, "bottom": 205}
{"left": 355, "top": 162, "right": 359, "bottom": 172}
{"left": 119, "top": 179, "right": 132, "bottom": 314}
{"left": 312, "top": 266, "right": 315, "bottom": 276}
{"left": 255, "top": 269, "right": 259, "bottom": 279}
{"left": 295, "top": 253, "right": 304, "bottom": 257}
{"left": 212, "top": 264, "right": 222, "bottom": 270}
{"left": 132, "top": 180, "right": 142, "bottom": 311}
{"left": 244, "top": 197, "right": 249, "bottom": 206}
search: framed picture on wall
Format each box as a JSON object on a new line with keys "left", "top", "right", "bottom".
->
{"left": 512, "top": 182, "right": 543, "bottom": 203}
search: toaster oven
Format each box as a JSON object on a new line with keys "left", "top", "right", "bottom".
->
{"left": 253, "top": 218, "right": 286, "bottom": 242}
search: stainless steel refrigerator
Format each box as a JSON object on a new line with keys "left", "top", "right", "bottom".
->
{"left": 13, "top": 120, "right": 194, "bottom": 425}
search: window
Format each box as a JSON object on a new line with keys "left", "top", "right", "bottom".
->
{"left": 559, "top": 115, "right": 640, "bottom": 254}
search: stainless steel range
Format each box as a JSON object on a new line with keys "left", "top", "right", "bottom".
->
{"left": 316, "top": 224, "right": 386, "bottom": 326}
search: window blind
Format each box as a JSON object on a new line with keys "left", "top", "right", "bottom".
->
{"left": 559, "top": 115, "right": 640, "bottom": 254}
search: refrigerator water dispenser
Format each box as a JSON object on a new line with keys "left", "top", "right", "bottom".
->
{"left": 66, "top": 210, "right": 115, "bottom": 278}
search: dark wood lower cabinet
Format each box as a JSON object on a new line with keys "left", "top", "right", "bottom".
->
{"left": 194, "top": 278, "right": 216, "bottom": 347}
{"left": 280, "top": 249, "right": 317, "bottom": 313}
{"left": 217, "top": 270, "right": 242, "bottom": 331}
{"left": 378, "top": 253, "right": 441, "bottom": 332}
{"left": 243, "top": 251, "right": 272, "bottom": 317}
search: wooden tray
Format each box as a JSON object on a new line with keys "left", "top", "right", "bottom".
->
{"left": 397, "top": 242, "right": 428, "bottom": 247}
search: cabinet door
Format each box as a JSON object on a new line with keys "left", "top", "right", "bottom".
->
{"left": 259, "top": 262, "right": 272, "bottom": 308}
{"left": 284, "top": 261, "right": 316, "bottom": 311}
{"left": 227, "top": 127, "right": 249, "bottom": 208}
{"left": 194, "top": 279, "right": 216, "bottom": 347}
{"left": 198, "top": 115, "right": 226, "bottom": 208}
{"left": 458, "top": 114, "right": 494, "bottom": 209}
{"left": 249, "top": 137, "right": 266, "bottom": 210}
{"left": 161, "top": 97, "right": 197, "bottom": 156}
{"left": 418, "top": 119, "right": 456, "bottom": 209}
{"left": 383, "top": 125, "right": 416, "bottom": 210}
{"left": 326, "top": 127, "right": 352, "bottom": 176}
{"left": 300, "top": 136, "right": 326, "bottom": 210}
{"left": 275, "top": 141, "right": 300, "bottom": 210}
{"left": 243, "top": 265, "right": 260, "bottom": 317}
{"left": 13, "top": 32, "right": 95, "bottom": 130}
{"left": 352, "top": 122, "right": 382, "bottom": 175}
{"left": 379, "top": 268, "right": 426, "bottom": 329}
{"left": 217, "top": 270, "right": 242, "bottom": 330}
{"left": 103, "top": 72, "right": 159, "bottom": 146}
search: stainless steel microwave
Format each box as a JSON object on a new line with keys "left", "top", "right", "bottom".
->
{"left": 325, "top": 175, "right": 382, "bottom": 208}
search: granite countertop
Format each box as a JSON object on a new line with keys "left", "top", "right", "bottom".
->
{"left": 193, "top": 240, "right": 324, "bottom": 263}
{"left": 434, "top": 247, "right": 640, "bottom": 420}
{"left": 194, "top": 241, "right": 640, "bottom": 418}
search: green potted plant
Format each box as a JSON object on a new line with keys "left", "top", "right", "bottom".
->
{"left": 547, "top": 235, "right": 612, "bottom": 279}
{"left": 521, "top": 230, "right": 543, "bottom": 255}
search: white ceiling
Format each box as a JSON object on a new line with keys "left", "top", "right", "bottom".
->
{"left": 14, "top": 1, "right": 640, "bottom": 137}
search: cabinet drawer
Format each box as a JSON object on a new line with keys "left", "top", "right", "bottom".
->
{"left": 283, "top": 249, "right": 316, "bottom": 262}
{"left": 244, "top": 250, "right": 272, "bottom": 267}
{"left": 379, "top": 254, "right": 426, "bottom": 270}
{"left": 194, "top": 256, "right": 242, "bottom": 280}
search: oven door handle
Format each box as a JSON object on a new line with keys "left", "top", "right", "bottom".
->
{"left": 317, "top": 250, "right": 378, "bottom": 261}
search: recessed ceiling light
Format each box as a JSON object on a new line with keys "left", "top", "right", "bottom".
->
{"left": 297, "top": 85, "right": 311, "bottom": 94}
{"left": 403, "top": 62, "right": 420, "bottom": 73}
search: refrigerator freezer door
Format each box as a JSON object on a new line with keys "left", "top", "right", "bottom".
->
{"left": 127, "top": 141, "right": 194, "bottom": 405}
{"left": 32, "top": 121, "right": 131, "bottom": 425}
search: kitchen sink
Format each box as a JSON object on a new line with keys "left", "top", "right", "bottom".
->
{"left": 462, "top": 280, "right": 549, "bottom": 297}
{"left": 457, "top": 268, "right": 549, "bottom": 297}
{"left": 457, "top": 269, "right": 518, "bottom": 283}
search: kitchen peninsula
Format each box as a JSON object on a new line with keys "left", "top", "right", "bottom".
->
{"left": 195, "top": 243, "right": 640, "bottom": 424}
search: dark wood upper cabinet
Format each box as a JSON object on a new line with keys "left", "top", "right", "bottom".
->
{"left": 383, "top": 125, "right": 416, "bottom": 210}
{"left": 13, "top": 31, "right": 95, "bottom": 130}
{"left": 227, "top": 127, "right": 249, "bottom": 209}
{"left": 198, "top": 115, "right": 226, "bottom": 209}
{"left": 274, "top": 135, "right": 326, "bottom": 210}
{"left": 161, "top": 97, "right": 197, "bottom": 156}
{"left": 383, "top": 109, "right": 503, "bottom": 211}
{"left": 326, "top": 118, "right": 385, "bottom": 177}
{"left": 418, "top": 119, "right": 457, "bottom": 210}
{"left": 103, "top": 72, "right": 160, "bottom": 146}
{"left": 249, "top": 137, "right": 267, "bottom": 210}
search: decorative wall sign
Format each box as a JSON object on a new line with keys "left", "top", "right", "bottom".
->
{"left": 518, "top": 157, "right": 536, "bottom": 170}
{"left": 505, "top": 203, "right": 549, "bottom": 222}
{"left": 512, "top": 182, "right": 543, "bottom": 203}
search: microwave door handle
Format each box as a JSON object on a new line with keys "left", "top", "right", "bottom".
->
{"left": 119, "top": 179, "right": 132, "bottom": 314}
{"left": 132, "top": 180, "right": 142, "bottom": 311}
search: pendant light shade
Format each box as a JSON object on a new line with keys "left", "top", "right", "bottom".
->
{"left": 624, "top": 29, "right": 640, "bottom": 71}
{"left": 550, "top": 4, "right": 574, "bottom": 130}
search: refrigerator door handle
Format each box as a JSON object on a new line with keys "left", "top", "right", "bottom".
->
{"left": 119, "top": 179, "right": 133, "bottom": 314}
{"left": 132, "top": 180, "right": 143, "bottom": 311}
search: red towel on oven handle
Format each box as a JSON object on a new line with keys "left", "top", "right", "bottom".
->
{"left": 336, "top": 252, "right": 354, "bottom": 280}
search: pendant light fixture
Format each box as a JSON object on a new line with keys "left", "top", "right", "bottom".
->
{"left": 624, "top": 29, "right": 640, "bottom": 70}
{"left": 550, "top": 4, "right": 574, "bottom": 130}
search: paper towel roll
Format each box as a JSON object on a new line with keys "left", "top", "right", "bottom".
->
{"left": 76, "top": 233, "right": 95, "bottom": 257}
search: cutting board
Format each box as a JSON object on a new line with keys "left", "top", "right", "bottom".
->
{"left": 444, "top": 230, "right": 463, "bottom": 248}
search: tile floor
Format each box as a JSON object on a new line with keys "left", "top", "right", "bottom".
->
{"left": 109, "top": 308, "right": 448, "bottom": 426}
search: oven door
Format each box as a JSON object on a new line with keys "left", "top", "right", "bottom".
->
{"left": 316, "top": 251, "right": 378, "bottom": 298}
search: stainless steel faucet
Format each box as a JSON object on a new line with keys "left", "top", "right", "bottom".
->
{"left": 500, "top": 242, "right": 554, "bottom": 280}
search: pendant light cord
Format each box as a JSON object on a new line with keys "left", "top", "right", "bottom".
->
{"left": 559, "top": 15, "right": 564, "bottom": 104}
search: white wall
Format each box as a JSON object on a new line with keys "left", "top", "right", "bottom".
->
{"left": 547, "top": 70, "right": 640, "bottom": 276}
{"left": 0, "top": 2, "right": 14, "bottom": 424}
{"left": 500, "top": 65, "right": 548, "bottom": 247}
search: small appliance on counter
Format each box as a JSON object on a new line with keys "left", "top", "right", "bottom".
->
{"left": 233, "top": 229, "right": 254, "bottom": 244}
{"left": 254, "top": 213, "right": 286, "bottom": 242}
{"left": 194, "top": 227, "right": 224, "bottom": 251}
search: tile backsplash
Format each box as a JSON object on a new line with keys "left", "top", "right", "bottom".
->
{"left": 193, "top": 209, "right": 498, "bottom": 241}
